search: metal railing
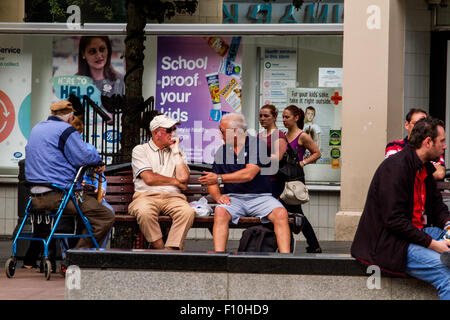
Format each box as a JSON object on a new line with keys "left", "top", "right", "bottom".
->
{"left": 79, "top": 95, "right": 154, "bottom": 164}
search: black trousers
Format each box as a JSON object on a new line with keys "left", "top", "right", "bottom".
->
{"left": 271, "top": 179, "right": 321, "bottom": 251}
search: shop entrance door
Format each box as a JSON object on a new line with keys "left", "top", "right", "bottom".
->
{"left": 430, "top": 31, "right": 450, "bottom": 166}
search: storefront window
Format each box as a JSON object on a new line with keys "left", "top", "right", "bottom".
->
{"left": 23, "top": 0, "right": 344, "bottom": 25}
{"left": 152, "top": 35, "right": 342, "bottom": 183}
{"left": 436, "top": 5, "right": 450, "bottom": 27}
{"left": 223, "top": 0, "right": 344, "bottom": 24}
{"left": 0, "top": 31, "right": 342, "bottom": 185}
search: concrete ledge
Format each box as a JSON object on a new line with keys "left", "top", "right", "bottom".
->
{"left": 66, "top": 248, "right": 367, "bottom": 276}
{"left": 65, "top": 269, "right": 437, "bottom": 300}
{"left": 65, "top": 249, "right": 438, "bottom": 300}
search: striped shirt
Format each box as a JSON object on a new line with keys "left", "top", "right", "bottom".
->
{"left": 385, "top": 137, "right": 445, "bottom": 166}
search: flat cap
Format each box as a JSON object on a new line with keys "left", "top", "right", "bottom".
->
{"left": 50, "top": 100, "right": 74, "bottom": 114}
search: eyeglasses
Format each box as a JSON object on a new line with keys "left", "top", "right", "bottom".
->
{"left": 165, "top": 127, "right": 176, "bottom": 134}
{"left": 219, "top": 127, "right": 235, "bottom": 135}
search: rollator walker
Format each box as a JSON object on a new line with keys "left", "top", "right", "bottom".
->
{"left": 5, "top": 165, "right": 100, "bottom": 280}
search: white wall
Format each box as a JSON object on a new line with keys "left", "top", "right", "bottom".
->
{"left": 27, "top": 35, "right": 55, "bottom": 126}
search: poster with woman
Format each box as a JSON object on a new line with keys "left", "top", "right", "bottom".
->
{"left": 52, "top": 36, "right": 125, "bottom": 160}
{"left": 53, "top": 36, "right": 125, "bottom": 102}
{"left": 156, "top": 36, "right": 243, "bottom": 163}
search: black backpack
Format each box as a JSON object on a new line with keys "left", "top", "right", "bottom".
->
{"left": 238, "top": 225, "right": 278, "bottom": 252}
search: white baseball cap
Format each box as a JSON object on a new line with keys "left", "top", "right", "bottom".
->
{"left": 149, "top": 114, "right": 180, "bottom": 131}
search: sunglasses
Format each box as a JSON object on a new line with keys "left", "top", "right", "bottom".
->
{"left": 165, "top": 127, "right": 177, "bottom": 134}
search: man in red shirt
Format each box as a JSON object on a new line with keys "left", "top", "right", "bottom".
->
{"left": 385, "top": 108, "right": 446, "bottom": 180}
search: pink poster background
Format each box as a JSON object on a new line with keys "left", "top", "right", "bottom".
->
{"left": 156, "top": 36, "right": 243, "bottom": 162}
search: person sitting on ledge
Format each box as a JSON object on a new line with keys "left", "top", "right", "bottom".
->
{"left": 199, "top": 113, "right": 291, "bottom": 253}
{"left": 351, "top": 117, "right": 450, "bottom": 300}
{"left": 128, "top": 114, "right": 195, "bottom": 251}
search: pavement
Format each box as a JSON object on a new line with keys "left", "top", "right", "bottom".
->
{"left": 0, "top": 238, "right": 352, "bottom": 300}
{"left": 0, "top": 238, "right": 65, "bottom": 300}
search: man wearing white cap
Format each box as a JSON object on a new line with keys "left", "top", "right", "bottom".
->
{"left": 128, "top": 114, "right": 195, "bottom": 250}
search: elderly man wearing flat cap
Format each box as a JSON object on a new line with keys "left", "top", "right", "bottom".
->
{"left": 25, "top": 100, "right": 115, "bottom": 251}
{"left": 128, "top": 114, "right": 195, "bottom": 250}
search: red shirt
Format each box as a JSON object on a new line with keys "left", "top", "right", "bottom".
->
{"left": 412, "top": 165, "right": 428, "bottom": 229}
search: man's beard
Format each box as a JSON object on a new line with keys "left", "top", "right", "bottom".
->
{"left": 431, "top": 154, "right": 441, "bottom": 162}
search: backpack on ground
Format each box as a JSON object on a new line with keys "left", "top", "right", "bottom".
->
{"left": 238, "top": 225, "right": 278, "bottom": 252}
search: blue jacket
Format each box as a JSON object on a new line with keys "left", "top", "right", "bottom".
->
{"left": 25, "top": 116, "right": 102, "bottom": 189}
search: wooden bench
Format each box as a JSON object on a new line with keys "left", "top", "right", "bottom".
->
{"left": 437, "top": 180, "right": 450, "bottom": 200}
{"left": 107, "top": 168, "right": 296, "bottom": 249}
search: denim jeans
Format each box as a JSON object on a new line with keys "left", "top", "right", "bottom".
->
{"left": 406, "top": 227, "right": 450, "bottom": 300}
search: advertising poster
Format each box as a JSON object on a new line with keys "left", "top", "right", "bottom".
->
{"left": 52, "top": 36, "right": 125, "bottom": 160}
{"left": 261, "top": 48, "right": 297, "bottom": 129}
{"left": 156, "top": 36, "right": 243, "bottom": 163}
{"left": 287, "top": 87, "right": 342, "bottom": 182}
{"left": 0, "top": 35, "right": 31, "bottom": 169}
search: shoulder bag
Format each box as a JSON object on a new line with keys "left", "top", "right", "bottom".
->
{"left": 276, "top": 142, "right": 310, "bottom": 205}
{"left": 275, "top": 143, "right": 304, "bottom": 182}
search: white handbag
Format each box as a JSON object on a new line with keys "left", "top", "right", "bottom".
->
{"left": 280, "top": 180, "right": 310, "bottom": 205}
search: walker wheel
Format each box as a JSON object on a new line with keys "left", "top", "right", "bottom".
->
{"left": 43, "top": 259, "right": 52, "bottom": 280}
{"left": 5, "top": 257, "right": 16, "bottom": 278}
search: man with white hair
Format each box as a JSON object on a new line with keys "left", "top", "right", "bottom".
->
{"left": 199, "top": 113, "right": 292, "bottom": 253}
{"left": 128, "top": 114, "right": 195, "bottom": 250}
{"left": 25, "top": 100, "right": 115, "bottom": 251}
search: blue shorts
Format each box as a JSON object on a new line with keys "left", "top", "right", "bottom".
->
{"left": 217, "top": 193, "right": 284, "bottom": 224}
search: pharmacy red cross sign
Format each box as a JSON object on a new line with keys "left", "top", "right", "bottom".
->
{"left": 331, "top": 91, "right": 342, "bottom": 105}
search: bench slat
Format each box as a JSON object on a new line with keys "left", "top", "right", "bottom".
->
{"left": 186, "top": 195, "right": 216, "bottom": 203}
{"left": 105, "top": 195, "right": 133, "bottom": 203}
{"left": 110, "top": 204, "right": 129, "bottom": 213}
{"left": 114, "top": 214, "right": 294, "bottom": 228}
{"left": 107, "top": 185, "right": 135, "bottom": 194}
{"left": 437, "top": 181, "right": 450, "bottom": 192}
{"left": 107, "top": 176, "right": 134, "bottom": 184}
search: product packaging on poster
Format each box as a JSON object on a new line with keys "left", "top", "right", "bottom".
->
{"left": 156, "top": 36, "right": 243, "bottom": 163}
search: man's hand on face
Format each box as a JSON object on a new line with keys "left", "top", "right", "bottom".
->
{"left": 169, "top": 134, "right": 180, "bottom": 153}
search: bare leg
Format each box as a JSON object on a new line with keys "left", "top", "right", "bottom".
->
{"left": 213, "top": 207, "right": 231, "bottom": 252}
{"left": 267, "top": 207, "right": 291, "bottom": 253}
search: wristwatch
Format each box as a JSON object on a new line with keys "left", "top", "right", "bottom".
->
{"left": 217, "top": 174, "right": 223, "bottom": 184}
